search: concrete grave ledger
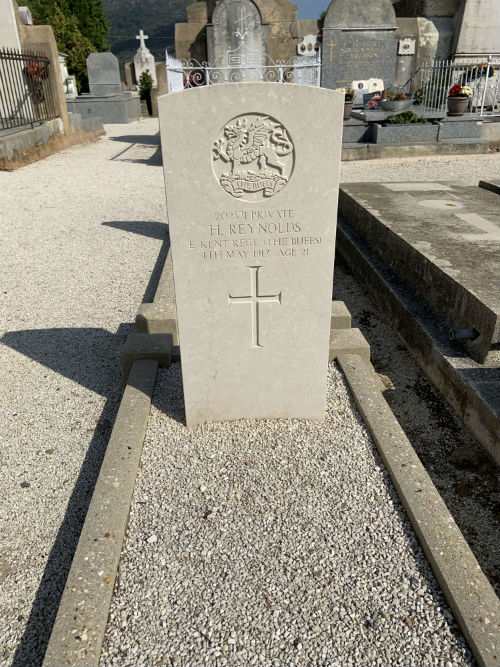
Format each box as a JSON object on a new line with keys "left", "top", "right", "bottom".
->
{"left": 159, "top": 83, "right": 343, "bottom": 425}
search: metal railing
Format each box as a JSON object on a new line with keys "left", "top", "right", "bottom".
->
{"left": 408, "top": 56, "right": 500, "bottom": 116}
{"left": 166, "top": 47, "right": 322, "bottom": 93}
{"left": 0, "top": 48, "right": 58, "bottom": 130}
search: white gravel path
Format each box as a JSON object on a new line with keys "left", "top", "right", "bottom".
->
{"left": 0, "top": 119, "right": 166, "bottom": 666}
{"left": 0, "top": 117, "right": 498, "bottom": 666}
{"left": 100, "top": 363, "right": 473, "bottom": 667}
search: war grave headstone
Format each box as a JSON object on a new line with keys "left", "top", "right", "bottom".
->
{"left": 67, "top": 52, "right": 141, "bottom": 124}
{"left": 321, "top": 0, "right": 397, "bottom": 91}
{"left": 159, "top": 83, "right": 343, "bottom": 425}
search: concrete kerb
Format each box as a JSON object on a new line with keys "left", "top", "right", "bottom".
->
{"left": 42, "top": 359, "right": 159, "bottom": 667}
{"left": 41, "top": 232, "right": 498, "bottom": 664}
{"left": 337, "top": 353, "right": 500, "bottom": 667}
{"left": 479, "top": 179, "right": 500, "bottom": 195}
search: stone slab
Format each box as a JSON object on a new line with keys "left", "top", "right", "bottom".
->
{"left": 67, "top": 95, "right": 141, "bottom": 124}
{"left": 331, "top": 300, "right": 351, "bottom": 329}
{"left": 336, "top": 220, "right": 500, "bottom": 463}
{"left": 121, "top": 333, "right": 172, "bottom": 380}
{"left": 159, "top": 83, "right": 343, "bottom": 425}
{"left": 439, "top": 119, "right": 482, "bottom": 140}
{"left": 329, "top": 327, "right": 370, "bottom": 363}
{"left": 321, "top": 28, "right": 397, "bottom": 91}
{"left": 337, "top": 353, "right": 500, "bottom": 667}
{"left": 338, "top": 182, "right": 500, "bottom": 355}
{"left": 135, "top": 303, "right": 178, "bottom": 343}
{"left": 352, "top": 108, "right": 445, "bottom": 122}
{"left": 341, "top": 140, "right": 489, "bottom": 161}
{"left": 374, "top": 122, "right": 440, "bottom": 144}
{"left": 42, "top": 359, "right": 158, "bottom": 667}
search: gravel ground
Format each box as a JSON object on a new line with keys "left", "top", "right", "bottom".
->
{"left": 0, "top": 120, "right": 166, "bottom": 666}
{"left": 0, "top": 118, "right": 498, "bottom": 666}
{"left": 100, "top": 363, "right": 474, "bottom": 667}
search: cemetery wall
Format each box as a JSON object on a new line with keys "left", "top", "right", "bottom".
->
{"left": 18, "top": 24, "right": 71, "bottom": 134}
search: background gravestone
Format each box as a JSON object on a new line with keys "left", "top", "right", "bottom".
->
{"left": 321, "top": 0, "right": 398, "bottom": 90}
{"left": 159, "top": 83, "right": 344, "bottom": 426}
{"left": 87, "top": 52, "right": 122, "bottom": 96}
{"left": 134, "top": 29, "right": 157, "bottom": 88}
{"left": 207, "top": 0, "right": 269, "bottom": 64}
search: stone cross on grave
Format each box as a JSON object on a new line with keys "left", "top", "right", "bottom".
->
{"left": 229, "top": 266, "right": 282, "bottom": 348}
{"left": 136, "top": 29, "right": 149, "bottom": 51}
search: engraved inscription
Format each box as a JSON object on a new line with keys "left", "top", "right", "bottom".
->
{"left": 213, "top": 113, "right": 294, "bottom": 202}
{"left": 229, "top": 265, "right": 282, "bottom": 347}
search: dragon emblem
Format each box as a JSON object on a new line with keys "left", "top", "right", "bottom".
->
{"left": 212, "top": 114, "right": 294, "bottom": 200}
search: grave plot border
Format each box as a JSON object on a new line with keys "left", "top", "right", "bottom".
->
{"left": 42, "top": 261, "right": 499, "bottom": 667}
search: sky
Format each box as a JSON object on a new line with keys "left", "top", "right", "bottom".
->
{"left": 296, "top": 0, "right": 330, "bottom": 20}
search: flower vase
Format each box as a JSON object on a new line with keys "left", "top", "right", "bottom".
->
{"left": 343, "top": 100, "right": 353, "bottom": 120}
{"left": 447, "top": 96, "right": 468, "bottom": 116}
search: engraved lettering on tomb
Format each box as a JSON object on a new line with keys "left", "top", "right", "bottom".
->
{"left": 228, "top": 265, "right": 282, "bottom": 347}
{"left": 213, "top": 113, "right": 295, "bottom": 202}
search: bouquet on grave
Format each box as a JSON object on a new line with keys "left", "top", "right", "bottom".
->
{"left": 448, "top": 83, "right": 473, "bottom": 98}
{"left": 335, "top": 87, "right": 355, "bottom": 101}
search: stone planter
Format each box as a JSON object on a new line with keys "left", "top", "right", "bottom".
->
{"left": 447, "top": 96, "right": 469, "bottom": 116}
{"left": 374, "top": 122, "right": 440, "bottom": 144}
{"left": 380, "top": 99, "right": 412, "bottom": 112}
{"left": 343, "top": 100, "right": 353, "bottom": 120}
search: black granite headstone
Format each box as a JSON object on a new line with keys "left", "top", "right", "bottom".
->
{"left": 321, "top": 0, "right": 397, "bottom": 91}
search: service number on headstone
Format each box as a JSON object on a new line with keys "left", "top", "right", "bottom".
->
{"left": 159, "top": 83, "right": 343, "bottom": 425}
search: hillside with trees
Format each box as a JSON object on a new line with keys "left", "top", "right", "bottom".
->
{"left": 102, "top": 0, "right": 192, "bottom": 69}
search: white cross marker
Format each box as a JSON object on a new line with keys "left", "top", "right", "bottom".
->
{"left": 136, "top": 29, "right": 149, "bottom": 50}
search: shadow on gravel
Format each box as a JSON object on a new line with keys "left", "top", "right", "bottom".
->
{"left": 2, "top": 324, "right": 133, "bottom": 666}
{"left": 109, "top": 132, "right": 160, "bottom": 146}
{"left": 102, "top": 221, "right": 170, "bottom": 303}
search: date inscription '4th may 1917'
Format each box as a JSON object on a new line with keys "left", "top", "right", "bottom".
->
{"left": 188, "top": 208, "right": 323, "bottom": 261}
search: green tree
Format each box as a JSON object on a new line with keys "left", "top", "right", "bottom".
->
{"left": 69, "top": 0, "right": 109, "bottom": 51}
{"left": 27, "top": 0, "right": 110, "bottom": 90}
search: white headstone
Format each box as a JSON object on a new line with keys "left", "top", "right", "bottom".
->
{"left": 134, "top": 29, "right": 157, "bottom": 88}
{"left": 159, "top": 83, "right": 344, "bottom": 425}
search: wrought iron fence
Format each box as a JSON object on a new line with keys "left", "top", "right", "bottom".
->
{"left": 0, "top": 48, "right": 58, "bottom": 130}
{"left": 166, "top": 48, "right": 321, "bottom": 93}
{"left": 408, "top": 56, "right": 500, "bottom": 116}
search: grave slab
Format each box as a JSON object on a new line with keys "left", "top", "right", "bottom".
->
{"left": 338, "top": 182, "right": 500, "bottom": 360}
{"left": 159, "top": 83, "right": 343, "bottom": 425}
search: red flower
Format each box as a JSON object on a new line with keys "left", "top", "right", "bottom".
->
{"left": 449, "top": 84, "right": 463, "bottom": 97}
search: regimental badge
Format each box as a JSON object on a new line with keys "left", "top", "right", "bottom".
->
{"left": 212, "top": 113, "right": 295, "bottom": 201}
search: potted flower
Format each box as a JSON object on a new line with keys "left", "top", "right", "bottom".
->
{"left": 335, "top": 87, "right": 355, "bottom": 119}
{"left": 380, "top": 88, "right": 412, "bottom": 112}
{"left": 447, "top": 84, "right": 472, "bottom": 116}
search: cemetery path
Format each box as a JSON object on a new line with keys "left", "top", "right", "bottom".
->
{"left": 0, "top": 117, "right": 498, "bottom": 666}
{"left": 0, "top": 119, "right": 166, "bottom": 667}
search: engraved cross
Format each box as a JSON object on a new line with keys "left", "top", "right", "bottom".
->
{"left": 228, "top": 266, "right": 281, "bottom": 348}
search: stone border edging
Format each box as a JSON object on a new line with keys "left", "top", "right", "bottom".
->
{"left": 42, "top": 359, "right": 158, "bottom": 667}
{"left": 337, "top": 353, "right": 500, "bottom": 667}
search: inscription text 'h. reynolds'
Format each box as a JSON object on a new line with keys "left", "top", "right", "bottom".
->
{"left": 213, "top": 113, "right": 295, "bottom": 203}
{"left": 228, "top": 265, "right": 282, "bottom": 348}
